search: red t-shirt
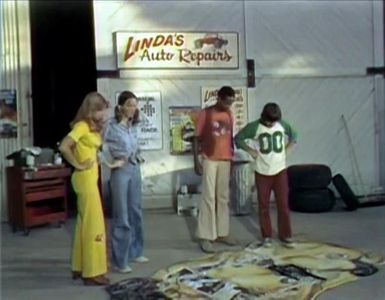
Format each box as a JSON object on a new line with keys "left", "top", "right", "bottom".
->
{"left": 196, "top": 106, "right": 234, "bottom": 160}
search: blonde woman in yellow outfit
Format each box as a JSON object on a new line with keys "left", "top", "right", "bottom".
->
{"left": 60, "top": 92, "right": 123, "bottom": 286}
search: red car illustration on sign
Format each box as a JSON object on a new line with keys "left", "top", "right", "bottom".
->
{"left": 194, "top": 34, "right": 228, "bottom": 49}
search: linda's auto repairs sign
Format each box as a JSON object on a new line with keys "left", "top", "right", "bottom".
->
{"left": 114, "top": 32, "right": 239, "bottom": 69}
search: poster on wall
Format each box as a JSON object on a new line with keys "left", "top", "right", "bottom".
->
{"left": 201, "top": 87, "right": 248, "bottom": 134}
{"left": 115, "top": 91, "right": 163, "bottom": 150}
{"left": 0, "top": 89, "right": 17, "bottom": 138}
{"left": 169, "top": 106, "right": 200, "bottom": 155}
{"left": 114, "top": 32, "right": 239, "bottom": 69}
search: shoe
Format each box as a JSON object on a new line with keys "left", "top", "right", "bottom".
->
{"left": 199, "top": 239, "right": 216, "bottom": 253}
{"left": 280, "top": 237, "right": 295, "bottom": 247}
{"left": 82, "top": 275, "right": 110, "bottom": 286}
{"left": 261, "top": 237, "right": 273, "bottom": 248}
{"left": 216, "top": 235, "right": 237, "bottom": 246}
{"left": 134, "top": 256, "right": 149, "bottom": 263}
{"left": 280, "top": 237, "right": 293, "bottom": 242}
{"left": 72, "top": 271, "right": 81, "bottom": 280}
{"left": 114, "top": 265, "right": 132, "bottom": 273}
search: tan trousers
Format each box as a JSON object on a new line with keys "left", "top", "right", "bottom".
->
{"left": 196, "top": 159, "right": 231, "bottom": 240}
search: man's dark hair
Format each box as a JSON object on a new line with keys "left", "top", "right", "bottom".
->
{"left": 261, "top": 102, "right": 282, "bottom": 123}
{"left": 217, "top": 86, "right": 235, "bottom": 100}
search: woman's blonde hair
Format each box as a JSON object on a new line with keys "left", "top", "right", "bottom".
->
{"left": 70, "top": 92, "right": 109, "bottom": 132}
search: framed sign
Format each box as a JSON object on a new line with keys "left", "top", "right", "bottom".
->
{"left": 201, "top": 86, "right": 248, "bottom": 134}
{"left": 0, "top": 89, "right": 17, "bottom": 138}
{"left": 169, "top": 106, "right": 200, "bottom": 155}
{"left": 114, "top": 32, "right": 239, "bottom": 69}
{"left": 115, "top": 91, "right": 163, "bottom": 150}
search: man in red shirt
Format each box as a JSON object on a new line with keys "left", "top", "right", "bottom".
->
{"left": 193, "top": 86, "right": 237, "bottom": 253}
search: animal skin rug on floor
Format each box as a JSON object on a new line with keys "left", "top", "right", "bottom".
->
{"left": 106, "top": 240, "right": 384, "bottom": 300}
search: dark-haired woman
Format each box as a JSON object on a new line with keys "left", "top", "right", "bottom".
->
{"left": 104, "top": 91, "right": 148, "bottom": 273}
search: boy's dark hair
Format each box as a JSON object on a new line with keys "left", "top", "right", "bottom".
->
{"left": 217, "top": 86, "right": 235, "bottom": 100}
{"left": 261, "top": 102, "right": 282, "bottom": 123}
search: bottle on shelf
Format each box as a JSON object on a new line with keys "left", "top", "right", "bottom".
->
{"left": 54, "top": 142, "right": 63, "bottom": 166}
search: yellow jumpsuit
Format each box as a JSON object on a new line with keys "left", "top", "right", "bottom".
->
{"left": 68, "top": 121, "right": 107, "bottom": 278}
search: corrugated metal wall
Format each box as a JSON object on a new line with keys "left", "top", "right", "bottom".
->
{"left": 98, "top": 77, "right": 246, "bottom": 206}
{"left": 0, "top": 0, "right": 33, "bottom": 220}
{"left": 94, "top": 0, "right": 384, "bottom": 206}
{"left": 244, "top": 0, "right": 385, "bottom": 195}
{"left": 95, "top": 0, "right": 248, "bottom": 207}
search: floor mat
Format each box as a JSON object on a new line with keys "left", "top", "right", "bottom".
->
{"left": 107, "top": 240, "right": 384, "bottom": 300}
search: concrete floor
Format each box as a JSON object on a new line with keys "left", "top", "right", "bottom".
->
{"left": 1, "top": 202, "right": 385, "bottom": 300}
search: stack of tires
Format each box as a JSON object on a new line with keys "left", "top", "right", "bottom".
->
{"left": 287, "top": 164, "right": 336, "bottom": 213}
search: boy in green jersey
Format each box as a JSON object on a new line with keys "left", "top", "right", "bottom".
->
{"left": 235, "top": 103, "right": 297, "bottom": 246}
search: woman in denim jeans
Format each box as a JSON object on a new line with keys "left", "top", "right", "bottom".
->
{"left": 104, "top": 91, "right": 148, "bottom": 273}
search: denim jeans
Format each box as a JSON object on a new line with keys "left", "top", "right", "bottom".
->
{"left": 110, "top": 163, "right": 144, "bottom": 269}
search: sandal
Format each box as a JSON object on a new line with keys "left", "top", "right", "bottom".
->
{"left": 82, "top": 275, "right": 110, "bottom": 286}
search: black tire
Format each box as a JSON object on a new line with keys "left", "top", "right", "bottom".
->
{"left": 287, "top": 164, "right": 332, "bottom": 190}
{"left": 332, "top": 174, "right": 359, "bottom": 211}
{"left": 289, "top": 188, "right": 336, "bottom": 213}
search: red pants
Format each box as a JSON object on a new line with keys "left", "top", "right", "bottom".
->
{"left": 255, "top": 170, "right": 292, "bottom": 240}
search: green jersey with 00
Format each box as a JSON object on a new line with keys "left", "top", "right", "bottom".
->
{"left": 235, "top": 119, "right": 297, "bottom": 175}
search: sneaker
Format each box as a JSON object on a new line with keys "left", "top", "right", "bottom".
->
{"left": 280, "top": 237, "right": 296, "bottom": 247}
{"left": 216, "top": 235, "right": 237, "bottom": 246}
{"left": 134, "top": 256, "right": 149, "bottom": 263}
{"left": 114, "top": 265, "right": 132, "bottom": 273}
{"left": 261, "top": 237, "right": 273, "bottom": 248}
{"left": 199, "top": 239, "right": 216, "bottom": 253}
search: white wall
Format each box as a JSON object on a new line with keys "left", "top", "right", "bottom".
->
{"left": 249, "top": 77, "right": 376, "bottom": 194}
{"left": 244, "top": 0, "right": 384, "bottom": 194}
{"left": 94, "top": 0, "right": 249, "bottom": 206}
{"left": 245, "top": 0, "right": 375, "bottom": 75}
{"left": 98, "top": 77, "right": 246, "bottom": 206}
{"left": 0, "top": 0, "right": 33, "bottom": 220}
{"left": 94, "top": 0, "right": 247, "bottom": 76}
{"left": 94, "top": 0, "right": 384, "bottom": 205}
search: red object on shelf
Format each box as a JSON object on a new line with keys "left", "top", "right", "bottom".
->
{"left": 6, "top": 166, "right": 71, "bottom": 233}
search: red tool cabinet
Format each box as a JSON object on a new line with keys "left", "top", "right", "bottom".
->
{"left": 6, "top": 166, "right": 71, "bottom": 235}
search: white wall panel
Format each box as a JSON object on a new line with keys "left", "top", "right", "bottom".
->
{"left": 98, "top": 77, "right": 245, "bottom": 205}
{"left": 94, "top": 0, "right": 247, "bottom": 77}
{"left": 0, "top": 0, "right": 33, "bottom": 220}
{"left": 94, "top": 0, "right": 384, "bottom": 204}
{"left": 248, "top": 77, "right": 377, "bottom": 194}
{"left": 245, "top": 1, "right": 375, "bottom": 76}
